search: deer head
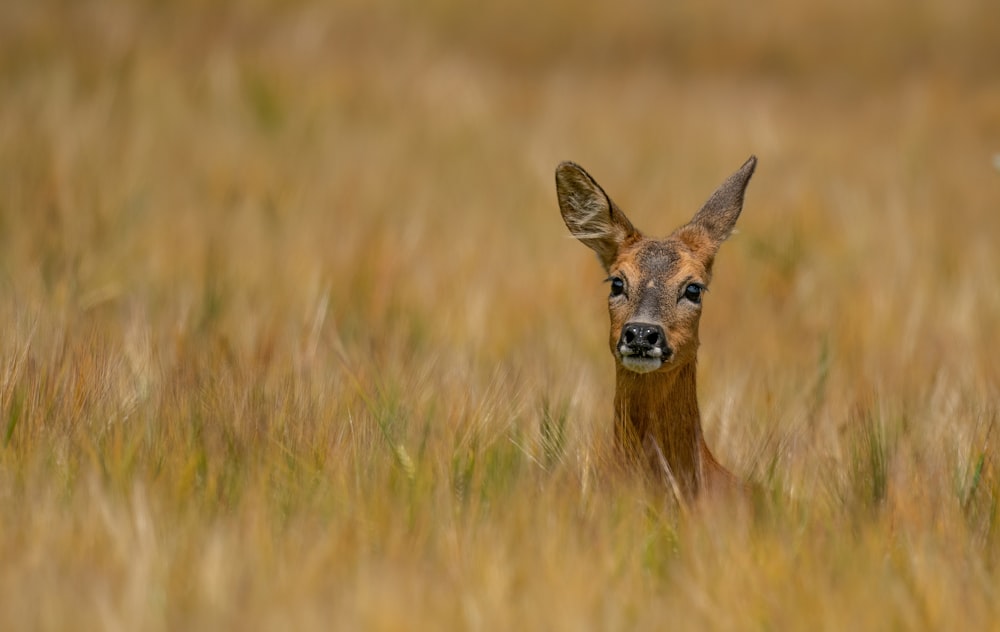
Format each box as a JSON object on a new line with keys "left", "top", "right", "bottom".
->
{"left": 556, "top": 157, "right": 756, "bottom": 376}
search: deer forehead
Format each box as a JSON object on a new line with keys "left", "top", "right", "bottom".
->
{"left": 614, "top": 240, "right": 705, "bottom": 287}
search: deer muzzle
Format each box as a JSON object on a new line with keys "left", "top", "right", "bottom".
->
{"left": 617, "top": 322, "right": 672, "bottom": 373}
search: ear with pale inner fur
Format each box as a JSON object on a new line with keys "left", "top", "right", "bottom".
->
{"left": 555, "top": 161, "right": 639, "bottom": 272}
{"left": 687, "top": 155, "right": 757, "bottom": 250}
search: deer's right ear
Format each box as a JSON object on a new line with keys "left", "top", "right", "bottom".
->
{"left": 555, "top": 162, "right": 638, "bottom": 272}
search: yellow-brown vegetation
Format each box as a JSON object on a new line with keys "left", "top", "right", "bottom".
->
{"left": 2, "top": 0, "right": 999, "bottom": 629}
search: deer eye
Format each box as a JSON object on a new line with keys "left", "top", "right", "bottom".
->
{"left": 683, "top": 283, "right": 704, "bottom": 304}
{"left": 609, "top": 277, "right": 626, "bottom": 298}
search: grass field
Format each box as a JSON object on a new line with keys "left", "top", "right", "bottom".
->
{"left": 2, "top": 0, "right": 1000, "bottom": 629}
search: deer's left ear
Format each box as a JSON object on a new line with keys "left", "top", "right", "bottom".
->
{"left": 687, "top": 156, "right": 757, "bottom": 250}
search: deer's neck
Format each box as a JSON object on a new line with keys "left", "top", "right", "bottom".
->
{"left": 614, "top": 361, "right": 706, "bottom": 495}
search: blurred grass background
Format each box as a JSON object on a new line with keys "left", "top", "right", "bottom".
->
{"left": 1, "top": 0, "right": 1000, "bottom": 629}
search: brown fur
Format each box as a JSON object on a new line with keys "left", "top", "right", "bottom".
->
{"left": 556, "top": 156, "right": 757, "bottom": 499}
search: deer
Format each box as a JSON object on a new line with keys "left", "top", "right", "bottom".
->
{"left": 555, "top": 156, "right": 757, "bottom": 500}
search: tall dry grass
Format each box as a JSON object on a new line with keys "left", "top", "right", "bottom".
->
{"left": 2, "top": 0, "right": 1000, "bottom": 629}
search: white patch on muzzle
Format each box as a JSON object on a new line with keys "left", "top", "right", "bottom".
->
{"left": 621, "top": 356, "right": 663, "bottom": 374}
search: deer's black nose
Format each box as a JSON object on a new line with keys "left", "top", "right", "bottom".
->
{"left": 619, "top": 323, "right": 670, "bottom": 359}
